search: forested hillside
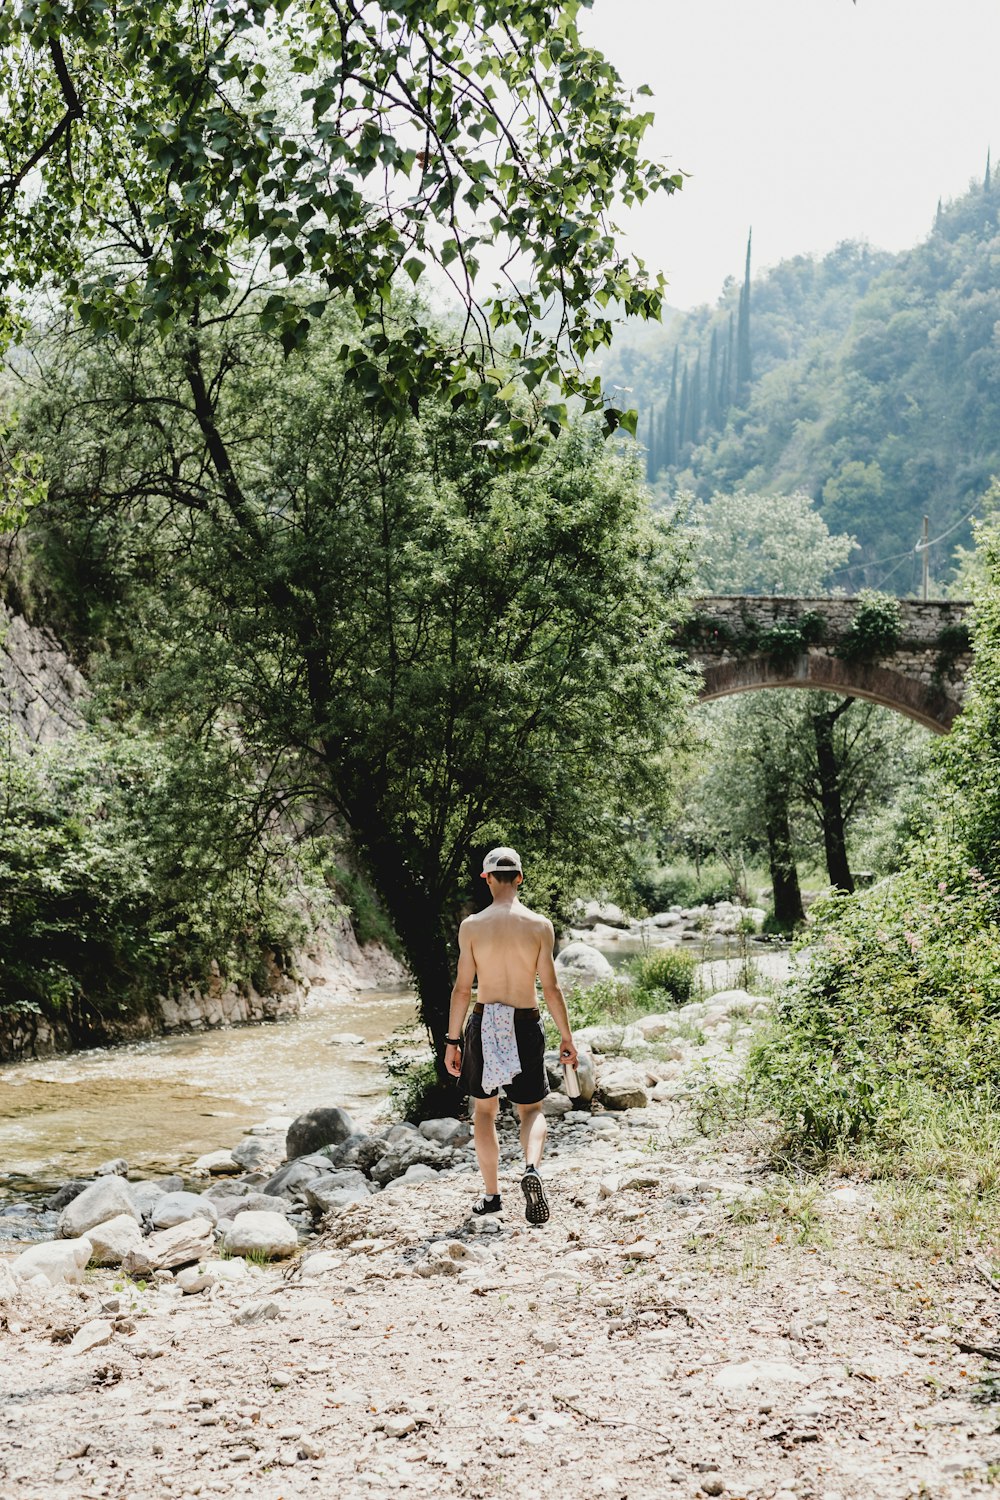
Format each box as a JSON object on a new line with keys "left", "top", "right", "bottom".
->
{"left": 614, "top": 166, "right": 1000, "bottom": 589}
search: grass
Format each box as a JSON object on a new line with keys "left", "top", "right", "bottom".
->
{"left": 728, "top": 1179, "right": 832, "bottom": 1249}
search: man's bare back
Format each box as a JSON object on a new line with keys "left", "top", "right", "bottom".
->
{"left": 460, "top": 900, "right": 553, "bottom": 1007}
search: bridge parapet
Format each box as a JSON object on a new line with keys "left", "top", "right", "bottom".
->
{"left": 681, "top": 595, "right": 974, "bottom": 733}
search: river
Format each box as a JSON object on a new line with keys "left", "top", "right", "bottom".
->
{"left": 0, "top": 988, "right": 416, "bottom": 1199}
{"left": 0, "top": 944, "right": 789, "bottom": 1202}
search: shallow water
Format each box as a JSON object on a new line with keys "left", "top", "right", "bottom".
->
{"left": 0, "top": 939, "right": 791, "bottom": 1202}
{"left": 0, "top": 988, "right": 416, "bottom": 1197}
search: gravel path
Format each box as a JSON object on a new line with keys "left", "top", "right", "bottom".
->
{"left": 2, "top": 1057, "right": 998, "bottom": 1499}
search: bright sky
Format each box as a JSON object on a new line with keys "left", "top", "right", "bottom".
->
{"left": 581, "top": 0, "right": 1000, "bottom": 309}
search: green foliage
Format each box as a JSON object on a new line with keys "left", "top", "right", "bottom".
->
{"left": 945, "top": 515, "right": 1000, "bottom": 881}
{"left": 630, "top": 856, "right": 739, "bottom": 910}
{"left": 0, "top": 729, "right": 323, "bottom": 1031}
{"left": 749, "top": 844, "right": 1000, "bottom": 1158}
{"left": 682, "top": 606, "right": 828, "bottom": 667}
{"left": 626, "top": 948, "right": 698, "bottom": 1007}
{"left": 0, "top": 1, "right": 679, "bottom": 443}
{"left": 326, "top": 866, "right": 402, "bottom": 959}
{"left": 621, "top": 182, "right": 1000, "bottom": 576}
{"left": 836, "top": 590, "right": 902, "bottom": 665}
{"left": 686, "top": 488, "right": 857, "bottom": 596}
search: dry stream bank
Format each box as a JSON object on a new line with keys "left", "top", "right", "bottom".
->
{"left": 1, "top": 945, "right": 997, "bottom": 1500}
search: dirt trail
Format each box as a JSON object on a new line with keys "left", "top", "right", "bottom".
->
{"left": 2, "top": 1051, "right": 998, "bottom": 1500}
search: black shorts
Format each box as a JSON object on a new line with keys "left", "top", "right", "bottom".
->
{"left": 460, "top": 1006, "right": 550, "bottom": 1105}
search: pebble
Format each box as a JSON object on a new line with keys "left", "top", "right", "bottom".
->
{"left": 700, "top": 1477, "right": 726, "bottom": 1497}
{"left": 232, "top": 1299, "right": 282, "bottom": 1326}
{"left": 384, "top": 1414, "right": 417, "bottom": 1438}
{"left": 271, "top": 1369, "right": 294, "bottom": 1388}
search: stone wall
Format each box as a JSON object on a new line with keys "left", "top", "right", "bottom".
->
{"left": 0, "top": 602, "right": 85, "bottom": 744}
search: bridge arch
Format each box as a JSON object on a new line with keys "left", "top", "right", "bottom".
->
{"left": 683, "top": 595, "right": 973, "bottom": 735}
{"left": 698, "top": 654, "right": 958, "bottom": 733}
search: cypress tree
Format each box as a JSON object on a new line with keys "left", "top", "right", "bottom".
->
{"left": 645, "top": 405, "right": 656, "bottom": 481}
{"left": 723, "top": 310, "right": 735, "bottom": 413}
{"left": 706, "top": 327, "right": 720, "bottom": 430}
{"left": 664, "top": 347, "right": 679, "bottom": 468}
{"left": 660, "top": 401, "right": 672, "bottom": 472}
{"left": 986, "top": 148, "right": 992, "bottom": 192}
{"left": 690, "top": 351, "right": 703, "bottom": 443}
{"left": 935, "top": 196, "right": 943, "bottom": 228}
{"left": 736, "top": 228, "right": 753, "bottom": 400}
{"left": 678, "top": 364, "right": 689, "bottom": 452}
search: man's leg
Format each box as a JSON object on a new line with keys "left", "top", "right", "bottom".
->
{"left": 473, "top": 1095, "right": 500, "bottom": 1195}
{"left": 517, "top": 1102, "right": 551, "bottom": 1225}
{"left": 517, "top": 1102, "right": 547, "bottom": 1170}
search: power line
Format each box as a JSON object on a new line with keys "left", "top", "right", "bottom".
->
{"left": 829, "top": 501, "right": 981, "bottom": 581}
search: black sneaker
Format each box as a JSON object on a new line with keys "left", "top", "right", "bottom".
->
{"left": 520, "top": 1166, "right": 550, "bottom": 1226}
{"left": 472, "top": 1193, "right": 503, "bottom": 1216}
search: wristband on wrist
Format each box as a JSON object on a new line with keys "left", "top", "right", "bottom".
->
{"left": 445, "top": 1035, "right": 463, "bottom": 1047}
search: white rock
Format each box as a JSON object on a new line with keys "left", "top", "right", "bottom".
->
{"left": 573, "top": 1024, "right": 626, "bottom": 1053}
{"left": 58, "top": 1178, "right": 139, "bottom": 1238}
{"left": 232, "top": 1298, "right": 282, "bottom": 1325}
{"left": 127, "top": 1181, "right": 166, "bottom": 1215}
{"left": 554, "top": 942, "right": 615, "bottom": 992}
{"left": 541, "top": 1094, "right": 572, "bottom": 1117}
{"left": 12, "top": 1236, "right": 93, "bottom": 1287}
{"left": 418, "top": 1118, "right": 471, "bottom": 1146}
{"left": 211, "top": 1257, "right": 249, "bottom": 1284}
{"left": 299, "top": 1252, "right": 341, "bottom": 1278}
{"left": 94, "top": 1157, "right": 129, "bottom": 1177}
{"left": 596, "top": 1071, "right": 649, "bottom": 1111}
{"left": 176, "top": 1265, "right": 215, "bottom": 1295}
{"left": 67, "top": 1318, "right": 114, "bottom": 1355}
{"left": 575, "top": 900, "right": 629, "bottom": 930}
{"left": 821, "top": 1186, "right": 860, "bottom": 1208}
{"left": 703, "top": 987, "right": 754, "bottom": 1013}
{"left": 190, "top": 1150, "right": 238, "bottom": 1176}
{"left": 222, "top": 1210, "right": 298, "bottom": 1260}
{"left": 85, "top": 1214, "right": 145, "bottom": 1267}
{"left": 145, "top": 1217, "right": 215, "bottom": 1269}
{"left": 398, "top": 1164, "right": 439, "bottom": 1184}
{"left": 151, "top": 1192, "right": 218, "bottom": 1229}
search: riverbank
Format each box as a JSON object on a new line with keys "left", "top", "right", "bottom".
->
{"left": 2, "top": 984, "right": 997, "bottom": 1500}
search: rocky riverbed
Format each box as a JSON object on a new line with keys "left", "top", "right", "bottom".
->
{"left": 2, "top": 984, "right": 997, "bottom": 1500}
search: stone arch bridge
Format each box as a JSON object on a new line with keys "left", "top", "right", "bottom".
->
{"left": 681, "top": 595, "right": 973, "bottom": 733}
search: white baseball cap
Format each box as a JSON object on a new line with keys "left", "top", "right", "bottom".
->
{"left": 481, "top": 846, "right": 523, "bottom": 878}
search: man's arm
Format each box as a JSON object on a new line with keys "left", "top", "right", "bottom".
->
{"left": 537, "top": 918, "right": 578, "bottom": 1069}
{"left": 444, "top": 919, "right": 476, "bottom": 1078}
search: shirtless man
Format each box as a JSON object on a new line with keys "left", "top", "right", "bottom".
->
{"left": 444, "top": 847, "right": 578, "bottom": 1225}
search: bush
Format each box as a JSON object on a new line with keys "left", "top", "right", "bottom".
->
{"left": 836, "top": 589, "right": 902, "bottom": 664}
{"left": 631, "top": 858, "right": 739, "bottom": 911}
{"left": 627, "top": 948, "right": 698, "bottom": 1007}
{"left": 0, "top": 728, "right": 332, "bottom": 1035}
{"left": 748, "top": 841, "right": 1000, "bottom": 1158}
{"left": 563, "top": 977, "right": 636, "bottom": 1031}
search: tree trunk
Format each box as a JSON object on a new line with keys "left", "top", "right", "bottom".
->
{"left": 346, "top": 813, "right": 464, "bottom": 1104}
{"left": 763, "top": 778, "right": 804, "bottom": 930}
{"left": 811, "top": 706, "right": 855, "bottom": 893}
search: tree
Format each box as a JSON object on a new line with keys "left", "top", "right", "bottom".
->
{"left": 17, "top": 312, "right": 691, "bottom": 1057}
{"left": 0, "top": 1, "right": 680, "bottom": 442}
{"left": 688, "top": 488, "right": 857, "bottom": 595}
{"left": 736, "top": 229, "right": 753, "bottom": 401}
